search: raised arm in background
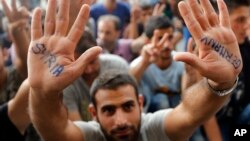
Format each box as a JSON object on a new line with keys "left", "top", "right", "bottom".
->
{"left": 0, "top": 79, "right": 30, "bottom": 141}
{"left": 1, "top": 0, "right": 31, "bottom": 79}
{"left": 0, "top": 46, "right": 7, "bottom": 89}
{"left": 129, "top": 30, "right": 170, "bottom": 82}
{"left": 8, "top": 79, "right": 30, "bottom": 135}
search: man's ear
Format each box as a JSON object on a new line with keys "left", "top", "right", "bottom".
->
{"left": 88, "top": 104, "right": 97, "bottom": 121}
{"left": 138, "top": 94, "right": 144, "bottom": 111}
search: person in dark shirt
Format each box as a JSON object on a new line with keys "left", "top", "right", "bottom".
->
{"left": 0, "top": 80, "right": 30, "bottom": 141}
{"left": 213, "top": 0, "right": 250, "bottom": 140}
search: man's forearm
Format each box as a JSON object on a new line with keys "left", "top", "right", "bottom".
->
{"left": 11, "top": 28, "right": 30, "bottom": 78}
{"left": 29, "top": 90, "right": 70, "bottom": 140}
{"left": 203, "top": 116, "right": 222, "bottom": 141}
{"left": 8, "top": 79, "right": 30, "bottom": 135}
{"left": 166, "top": 79, "right": 231, "bottom": 141}
{"left": 181, "top": 79, "right": 231, "bottom": 124}
{"left": 129, "top": 57, "right": 150, "bottom": 82}
{"left": 126, "top": 18, "right": 139, "bottom": 39}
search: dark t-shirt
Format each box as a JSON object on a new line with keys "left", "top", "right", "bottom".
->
{"left": 90, "top": 2, "right": 130, "bottom": 37}
{"left": 0, "top": 67, "right": 23, "bottom": 105}
{"left": 0, "top": 103, "right": 25, "bottom": 141}
{"left": 217, "top": 38, "right": 250, "bottom": 121}
{"left": 238, "top": 39, "right": 250, "bottom": 108}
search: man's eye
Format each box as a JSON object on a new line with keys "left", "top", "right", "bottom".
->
{"left": 236, "top": 17, "right": 247, "bottom": 23}
{"left": 168, "top": 35, "right": 173, "bottom": 40}
{"left": 103, "top": 107, "right": 115, "bottom": 115}
{"left": 158, "top": 36, "right": 163, "bottom": 41}
{"left": 123, "top": 103, "right": 134, "bottom": 112}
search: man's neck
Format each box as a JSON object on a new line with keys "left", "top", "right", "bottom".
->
{"left": 101, "top": 40, "right": 117, "bottom": 53}
{"left": 104, "top": 1, "right": 116, "bottom": 12}
{"left": 156, "top": 58, "right": 172, "bottom": 70}
{"left": 107, "top": 42, "right": 117, "bottom": 53}
{"left": 82, "top": 74, "right": 99, "bottom": 87}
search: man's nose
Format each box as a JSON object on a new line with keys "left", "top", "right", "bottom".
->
{"left": 114, "top": 110, "right": 127, "bottom": 126}
{"left": 99, "top": 33, "right": 107, "bottom": 40}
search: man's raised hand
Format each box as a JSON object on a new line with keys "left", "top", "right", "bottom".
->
{"left": 27, "top": 0, "right": 101, "bottom": 94}
{"left": 174, "top": 0, "right": 242, "bottom": 88}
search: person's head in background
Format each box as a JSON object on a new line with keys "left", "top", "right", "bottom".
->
{"left": 104, "top": 0, "right": 117, "bottom": 4}
{"left": 247, "top": 16, "right": 250, "bottom": 40}
{"left": 97, "top": 15, "right": 121, "bottom": 52}
{"left": 144, "top": 16, "right": 174, "bottom": 68}
{"left": 138, "top": 1, "right": 154, "bottom": 27}
{"left": 213, "top": 0, "right": 250, "bottom": 44}
{"left": 75, "top": 28, "right": 100, "bottom": 82}
{"left": 103, "top": 0, "right": 117, "bottom": 10}
{"left": 0, "top": 10, "right": 4, "bottom": 33}
{"left": 0, "top": 40, "right": 8, "bottom": 67}
{"left": 1, "top": 17, "right": 12, "bottom": 48}
{"left": 89, "top": 71, "right": 143, "bottom": 141}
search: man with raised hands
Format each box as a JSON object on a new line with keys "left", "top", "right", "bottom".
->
{"left": 28, "top": 0, "right": 242, "bottom": 141}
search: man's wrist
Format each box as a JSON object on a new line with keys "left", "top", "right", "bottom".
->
{"left": 206, "top": 77, "right": 238, "bottom": 96}
{"left": 140, "top": 55, "right": 150, "bottom": 65}
{"left": 30, "top": 87, "right": 62, "bottom": 100}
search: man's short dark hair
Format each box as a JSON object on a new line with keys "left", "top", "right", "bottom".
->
{"left": 212, "top": 0, "right": 250, "bottom": 13}
{"left": 144, "top": 16, "right": 173, "bottom": 39}
{"left": 98, "top": 15, "right": 121, "bottom": 31}
{"left": 90, "top": 70, "right": 139, "bottom": 107}
{"left": 75, "top": 29, "right": 97, "bottom": 55}
{"left": 139, "top": 1, "right": 153, "bottom": 10}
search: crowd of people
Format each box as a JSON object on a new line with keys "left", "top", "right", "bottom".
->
{"left": 0, "top": 0, "right": 249, "bottom": 141}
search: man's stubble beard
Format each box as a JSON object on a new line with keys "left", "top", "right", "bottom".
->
{"left": 97, "top": 114, "right": 141, "bottom": 141}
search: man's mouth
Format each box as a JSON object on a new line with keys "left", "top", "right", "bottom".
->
{"left": 115, "top": 130, "right": 130, "bottom": 136}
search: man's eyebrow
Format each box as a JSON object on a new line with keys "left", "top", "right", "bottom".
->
{"left": 101, "top": 104, "right": 116, "bottom": 110}
{"left": 121, "top": 100, "right": 135, "bottom": 106}
{"left": 101, "top": 100, "right": 135, "bottom": 109}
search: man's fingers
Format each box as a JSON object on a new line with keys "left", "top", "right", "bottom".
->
{"left": 159, "top": 4, "right": 166, "bottom": 14}
{"left": 152, "top": 3, "right": 160, "bottom": 16}
{"left": 11, "top": 0, "right": 18, "bottom": 13}
{"left": 55, "top": 0, "right": 70, "bottom": 36}
{"left": 200, "top": 0, "right": 219, "bottom": 26}
{"left": 173, "top": 52, "right": 204, "bottom": 72}
{"left": 187, "top": 38, "right": 194, "bottom": 53}
{"left": 31, "top": 8, "right": 43, "bottom": 41}
{"left": 9, "top": 19, "right": 27, "bottom": 29}
{"left": 67, "top": 4, "right": 90, "bottom": 43}
{"left": 1, "top": 0, "right": 12, "bottom": 22}
{"left": 158, "top": 33, "right": 168, "bottom": 48}
{"left": 44, "top": 0, "right": 56, "bottom": 36}
{"left": 188, "top": 0, "right": 210, "bottom": 30}
{"left": 178, "top": 1, "right": 203, "bottom": 40}
{"left": 152, "top": 30, "right": 160, "bottom": 46}
{"left": 19, "top": 7, "right": 31, "bottom": 18}
{"left": 153, "top": 3, "right": 165, "bottom": 16}
{"left": 73, "top": 46, "right": 102, "bottom": 74}
{"left": 218, "top": 0, "right": 231, "bottom": 28}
